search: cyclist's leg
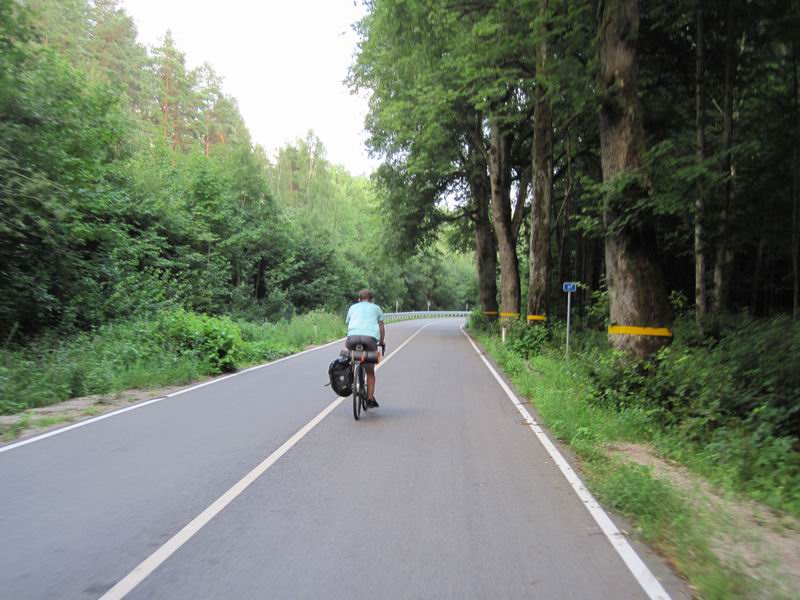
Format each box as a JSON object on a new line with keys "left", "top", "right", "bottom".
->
{"left": 366, "top": 363, "right": 376, "bottom": 400}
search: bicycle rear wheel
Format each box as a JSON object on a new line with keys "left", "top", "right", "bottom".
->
{"left": 359, "top": 365, "right": 368, "bottom": 412}
{"left": 353, "top": 364, "right": 362, "bottom": 420}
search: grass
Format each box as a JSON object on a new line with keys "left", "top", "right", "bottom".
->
{"left": 475, "top": 334, "right": 652, "bottom": 451}
{"left": 1, "top": 413, "right": 31, "bottom": 441}
{"left": 590, "top": 461, "right": 754, "bottom": 599}
{"left": 0, "top": 309, "right": 346, "bottom": 416}
{"left": 471, "top": 329, "right": 759, "bottom": 599}
{"left": 30, "top": 415, "right": 74, "bottom": 428}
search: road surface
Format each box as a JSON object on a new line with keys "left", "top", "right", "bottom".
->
{"left": 0, "top": 319, "right": 688, "bottom": 599}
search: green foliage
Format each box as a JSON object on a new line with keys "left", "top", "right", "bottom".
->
{"left": 0, "top": 319, "right": 200, "bottom": 414}
{"left": 156, "top": 309, "right": 242, "bottom": 373}
{"left": 236, "top": 310, "right": 345, "bottom": 362}
{"left": 467, "top": 310, "right": 496, "bottom": 333}
{"left": 0, "top": 9, "right": 129, "bottom": 335}
{"left": 503, "top": 319, "right": 549, "bottom": 359}
{"left": 0, "top": 309, "right": 346, "bottom": 415}
{"left": 587, "top": 316, "right": 800, "bottom": 441}
{"left": 474, "top": 331, "right": 653, "bottom": 450}
{"left": 586, "top": 286, "right": 610, "bottom": 330}
{"left": 0, "top": 1, "right": 476, "bottom": 345}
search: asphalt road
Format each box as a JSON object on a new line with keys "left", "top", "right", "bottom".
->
{"left": 0, "top": 319, "right": 689, "bottom": 599}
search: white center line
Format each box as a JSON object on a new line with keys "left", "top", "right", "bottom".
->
{"left": 99, "top": 321, "right": 435, "bottom": 600}
{"left": 460, "top": 325, "right": 671, "bottom": 600}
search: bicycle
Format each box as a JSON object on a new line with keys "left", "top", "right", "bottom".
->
{"left": 341, "top": 343, "right": 385, "bottom": 421}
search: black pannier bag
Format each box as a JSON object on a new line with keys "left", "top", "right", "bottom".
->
{"left": 328, "top": 356, "right": 353, "bottom": 396}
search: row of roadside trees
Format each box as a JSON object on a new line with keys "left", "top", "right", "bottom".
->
{"left": 350, "top": 0, "right": 799, "bottom": 359}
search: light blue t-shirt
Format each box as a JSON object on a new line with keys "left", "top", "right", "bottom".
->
{"left": 346, "top": 301, "right": 384, "bottom": 340}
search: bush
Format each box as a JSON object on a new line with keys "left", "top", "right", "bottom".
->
{"left": 504, "top": 319, "right": 549, "bottom": 359}
{"left": 581, "top": 314, "right": 800, "bottom": 512}
{"left": 156, "top": 309, "right": 242, "bottom": 373}
{"left": 586, "top": 315, "right": 800, "bottom": 439}
{"left": 467, "top": 310, "right": 497, "bottom": 333}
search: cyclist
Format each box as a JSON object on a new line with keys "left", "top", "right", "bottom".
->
{"left": 345, "top": 289, "right": 385, "bottom": 408}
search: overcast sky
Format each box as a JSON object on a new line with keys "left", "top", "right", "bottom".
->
{"left": 122, "top": 0, "right": 378, "bottom": 175}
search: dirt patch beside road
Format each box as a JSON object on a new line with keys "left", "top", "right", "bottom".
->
{"left": 608, "top": 442, "right": 800, "bottom": 599}
{"left": 0, "top": 385, "right": 186, "bottom": 445}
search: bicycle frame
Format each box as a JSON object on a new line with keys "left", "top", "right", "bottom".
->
{"left": 343, "top": 343, "right": 383, "bottom": 421}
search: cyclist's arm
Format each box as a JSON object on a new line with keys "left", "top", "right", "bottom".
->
{"left": 378, "top": 321, "right": 385, "bottom": 345}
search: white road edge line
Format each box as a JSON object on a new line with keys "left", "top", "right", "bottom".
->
{"left": 0, "top": 337, "right": 345, "bottom": 454}
{"left": 460, "top": 325, "right": 671, "bottom": 600}
{"left": 1, "top": 318, "right": 427, "bottom": 454}
{"left": 99, "top": 321, "right": 435, "bottom": 600}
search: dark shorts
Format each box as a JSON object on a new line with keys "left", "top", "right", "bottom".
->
{"left": 346, "top": 335, "right": 378, "bottom": 351}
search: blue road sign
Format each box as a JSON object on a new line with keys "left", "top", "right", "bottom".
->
{"left": 562, "top": 282, "right": 577, "bottom": 293}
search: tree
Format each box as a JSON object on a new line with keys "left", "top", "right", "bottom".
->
{"left": 527, "top": 0, "right": 553, "bottom": 324}
{"left": 793, "top": 35, "right": 799, "bottom": 318}
{"left": 598, "top": 0, "right": 672, "bottom": 358}
{"left": 349, "top": 0, "right": 498, "bottom": 313}
{"left": 694, "top": 0, "right": 708, "bottom": 330}
{"left": 711, "top": 0, "right": 738, "bottom": 319}
{"left": 488, "top": 115, "right": 522, "bottom": 317}
{"left": 151, "top": 31, "right": 196, "bottom": 151}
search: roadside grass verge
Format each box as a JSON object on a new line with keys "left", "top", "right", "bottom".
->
{"left": 471, "top": 329, "right": 781, "bottom": 599}
{"left": 589, "top": 460, "right": 754, "bottom": 599}
{"left": 0, "top": 309, "right": 345, "bottom": 416}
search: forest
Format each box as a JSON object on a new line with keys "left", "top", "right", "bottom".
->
{"left": 351, "top": 0, "right": 799, "bottom": 344}
{"left": 0, "top": 0, "right": 475, "bottom": 339}
{"left": 0, "top": 0, "right": 475, "bottom": 413}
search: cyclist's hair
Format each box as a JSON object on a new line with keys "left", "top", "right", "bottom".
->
{"left": 358, "top": 289, "right": 373, "bottom": 301}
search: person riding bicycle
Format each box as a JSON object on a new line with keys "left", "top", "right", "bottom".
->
{"left": 345, "top": 289, "right": 385, "bottom": 408}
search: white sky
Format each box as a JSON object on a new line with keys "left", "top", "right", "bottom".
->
{"left": 122, "top": 0, "right": 378, "bottom": 176}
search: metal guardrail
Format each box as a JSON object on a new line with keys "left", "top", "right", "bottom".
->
{"left": 383, "top": 311, "right": 470, "bottom": 323}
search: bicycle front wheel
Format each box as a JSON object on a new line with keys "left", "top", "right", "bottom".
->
{"left": 353, "top": 364, "right": 362, "bottom": 420}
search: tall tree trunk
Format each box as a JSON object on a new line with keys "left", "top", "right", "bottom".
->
{"left": 474, "top": 202, "right": 499, "bottom": 316}
{"left": 769, "top": 257, "right": 776, "bottom": 314}
{"left": 792, "top": 40, "right": 799, "bottom": 319}
{"left": 591, "top": 237, "right": 604, "bottom": 322}
{"left": 557, "top": 183, "right": 570, "bottom": 310}
{"left": 576, "top": 234, "right": 585, "bottom": 316}
{"left": 511, "top": 167, "right": 530, "bottom": 244}
{"left": 466, "top": 141, "right": 499, "bottom": 316}
{"left": 712, "top": 1, "right": 736, "bottom": 318}
{"left": 598, "top": 0, "right": 672, "bottom": 359}
{"left": 556, "top": 133, "right": 574, "bottom": 318}
{"left": 751, "top": 222, "right": 766, "bottom": 314}
{"left": 488, "top": 119, "right": 521, "bottom": 318}
{"left": 527, "top": 0, "right": 553, "bottom": 324}
{"left": 254, "top": 258, "right": 266, "bottom": 300}
{"left": 694, "top": 0, "right": 708, "bottom": 331}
